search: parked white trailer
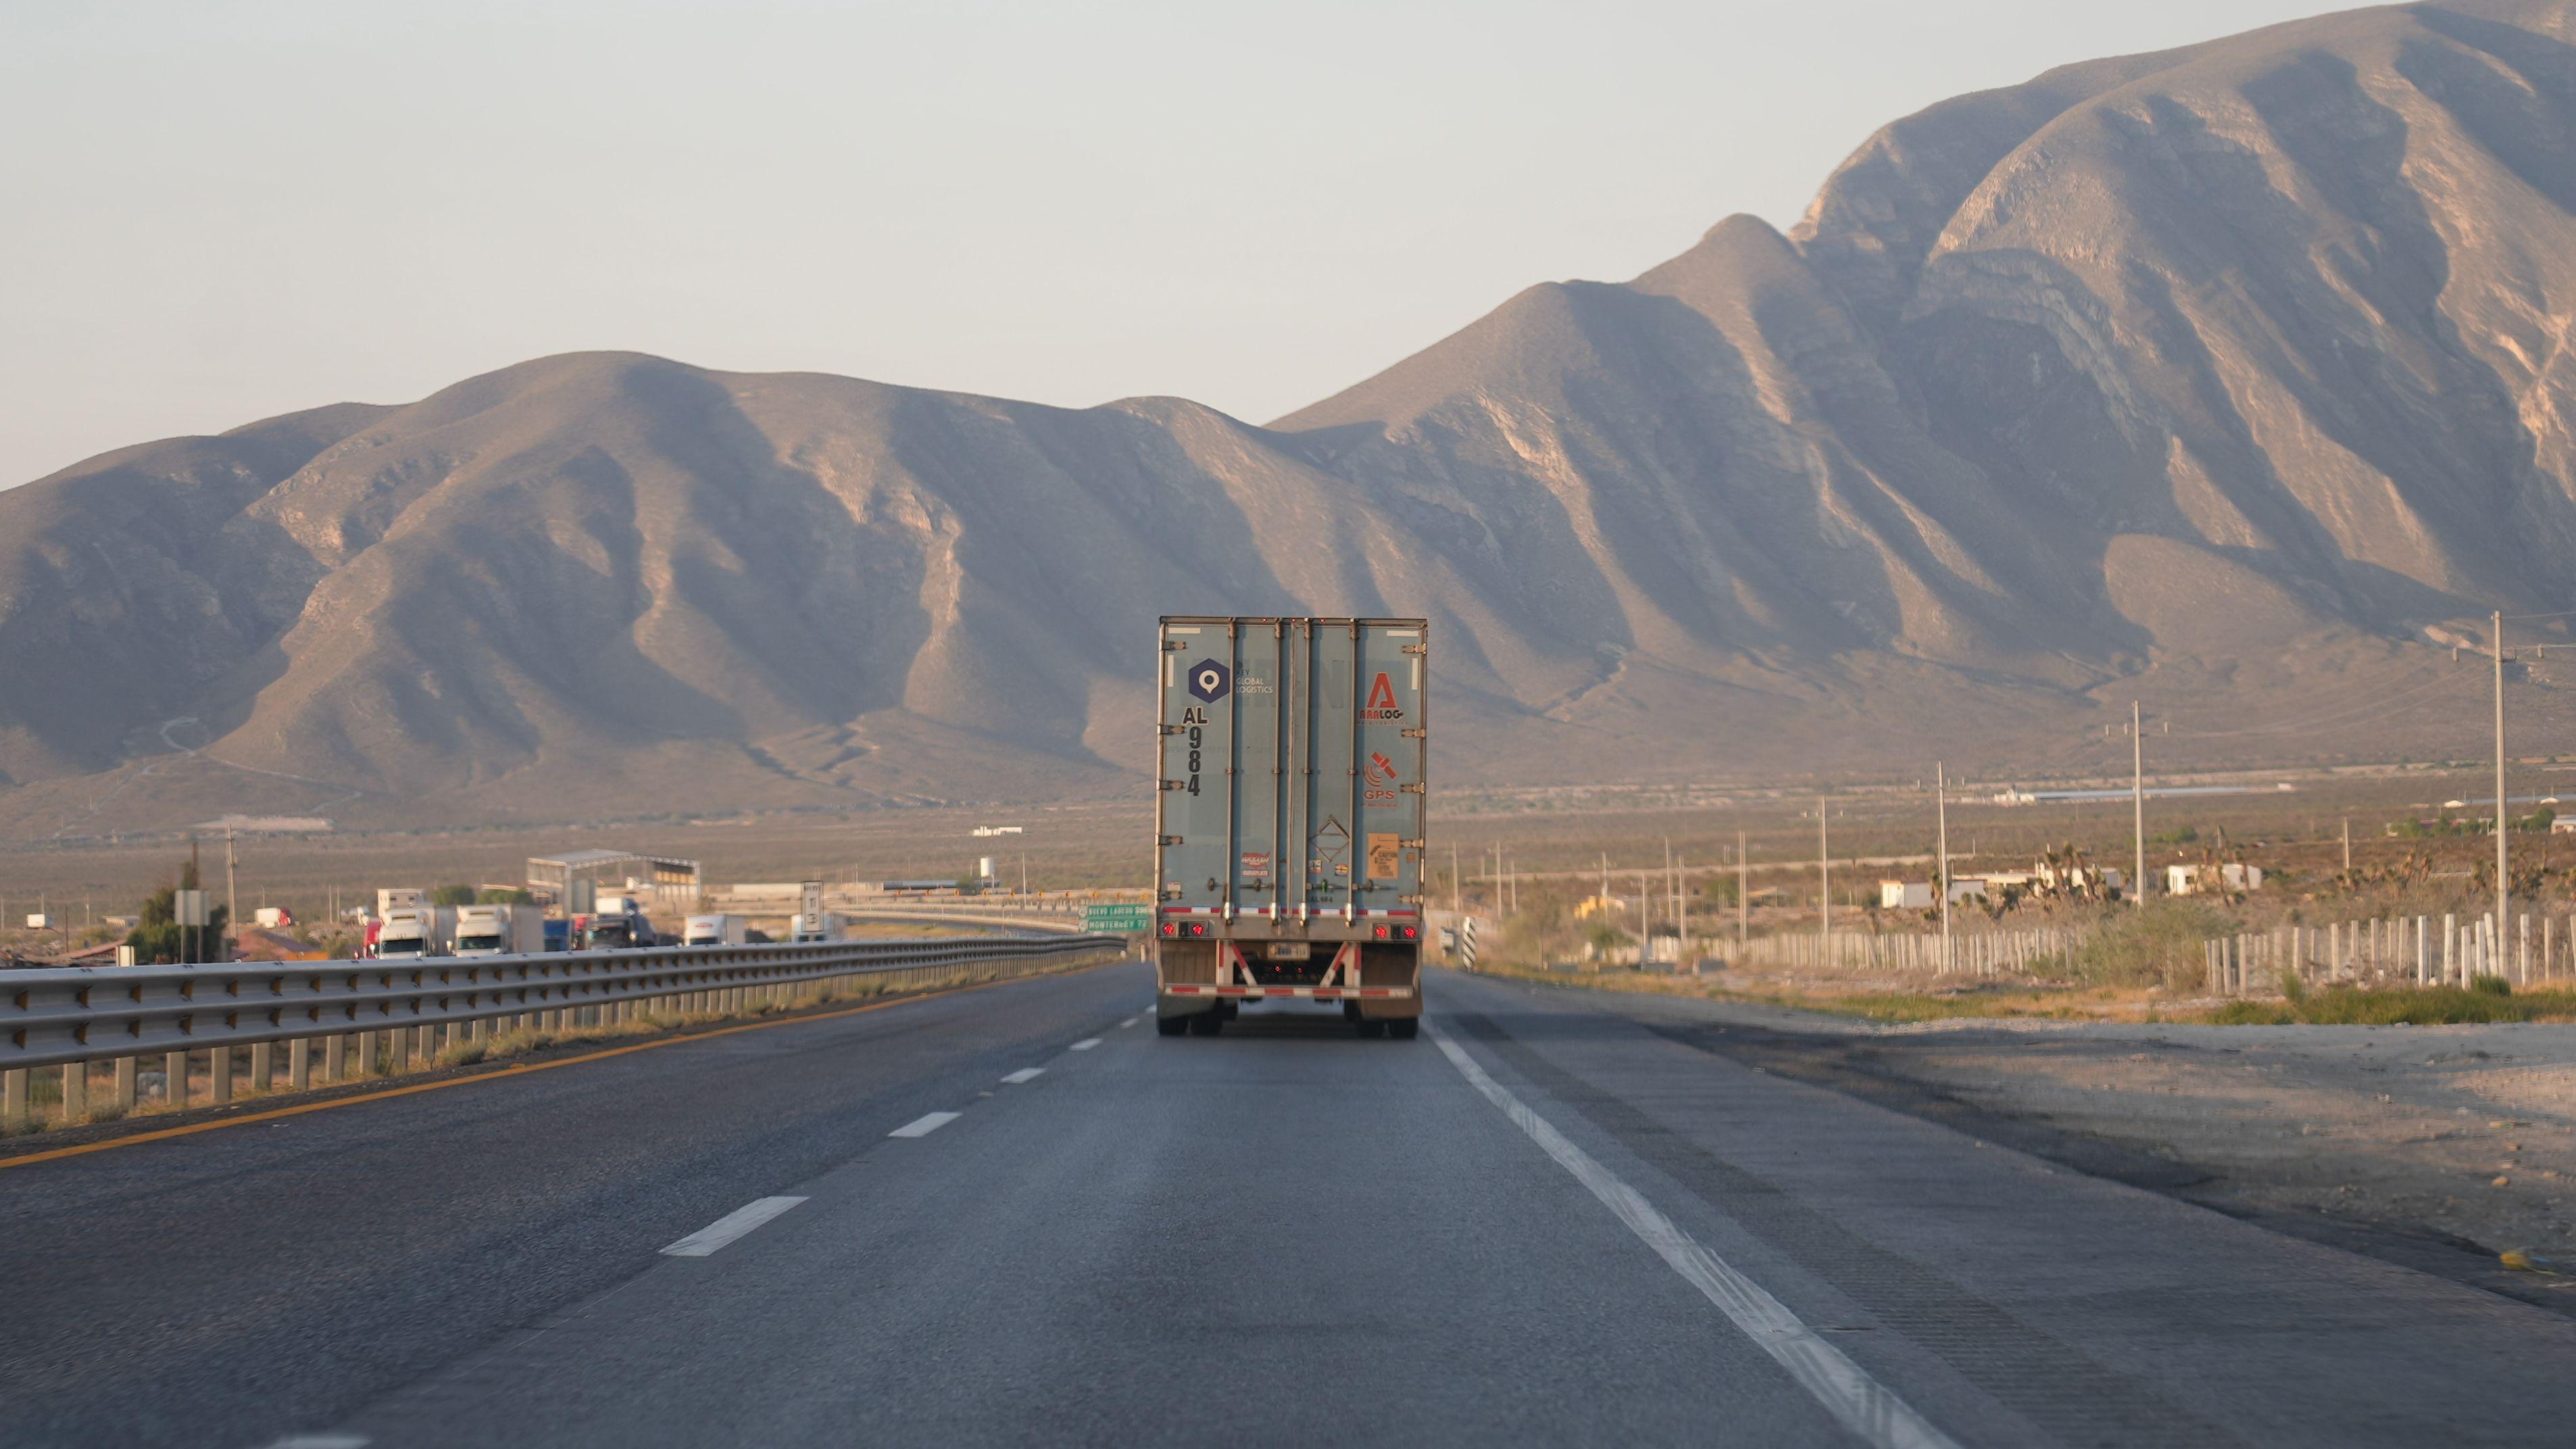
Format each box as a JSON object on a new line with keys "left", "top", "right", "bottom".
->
{"left": 683, "top": 913, "right": 749, "bottom": 946}
{"left": 452, "top": 903, "right": 544, "bottom": 956}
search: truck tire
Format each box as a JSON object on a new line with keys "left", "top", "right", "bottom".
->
{"left": 1156, "top": 1014, "right": 1189, "bottom": 1037}
{"left": 1187, "top": 1012, "right": 1224, "bottom": 1036}
{"left": 1356, "top": 1018, "right": 1387, "bottom": 1039}
{"left": 1387, "top": 1017, "right": 1420, "bottom": 1040}
{"left": 1341, "top": 1001, "right": 1362, "bottom": 1023}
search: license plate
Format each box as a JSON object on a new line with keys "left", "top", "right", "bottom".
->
{"left": 1264, "top": 941, "right": 1312, "bottom": 961}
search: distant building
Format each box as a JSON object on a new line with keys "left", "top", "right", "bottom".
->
{"left": 527, "top": 850, "right": 701, "bottom": 918}
{"left": 2165, "top": 862, "right": 2263, "bottom": 895}
{"left": 1880, "top": 880, "right": 1933, "bottom": 910}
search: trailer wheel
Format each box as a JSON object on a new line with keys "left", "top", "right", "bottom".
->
{"left": 1356, "top": 1018, "right": 1387, "bottom": 1039}
{"left": 1341, "top": 1001, "right": 1362, "bottom": 1023}
{"left": 1188, "top": 1012, "right": 1224, "bottom": 1036}
{"left": 1156, "top": 1014, "right": 1189, "bottom": 1037}
{"left": 1386, "top": 1018, "right": 1420, "bottom": 1040}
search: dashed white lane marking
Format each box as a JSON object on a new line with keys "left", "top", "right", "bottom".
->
{"left": 889, "top": 1111, "right": 962, "bottom": 1138}
{"left": 265, "top": 1437, "right": 370, "bottom": 1448}
{"left": 1001, "top": 1067, "right": 1045, "bottom": 1084}
{"left": 1428, "top": 1025, "right": 1960, "bottom": 1449}
{"left": 1119, "top": 1016, "right": 1139, "bottom": 1028}
{"left": 660, "top": 1196, "right": 810, "bottom": 1258}
{"left": 1070, "top": 1038, "right": 1102, "bottom": 1051}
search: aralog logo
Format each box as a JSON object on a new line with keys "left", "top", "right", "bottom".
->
{"left": 1360, "top": 672, "right": 1402, "bottom": 720}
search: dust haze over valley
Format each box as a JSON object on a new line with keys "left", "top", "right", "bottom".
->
{"left": 14, "top": 0, "right": 2576, "bottom": 837}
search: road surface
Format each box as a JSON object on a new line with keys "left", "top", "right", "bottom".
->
{"left": 4, "top": 961, "right": 2572, "bottom": 1447}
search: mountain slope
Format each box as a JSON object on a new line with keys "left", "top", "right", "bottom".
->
{"left": 11, "top": 0, "right": 2576, "bottom": 832}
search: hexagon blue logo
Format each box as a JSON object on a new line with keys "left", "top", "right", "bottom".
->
{"left": 1187, "top": 658, "right": 1231, "bottom": 702}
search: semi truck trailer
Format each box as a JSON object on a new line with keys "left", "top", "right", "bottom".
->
{"left": 376, "top": 906, "right": 455, "bottom": 960}
{"left": 453, "top": 902, "right": 545, "bottom": 956}
{"left": 1154, "top": 616, "right": 1427, "bottom": 1038}
{"left": 683, "top": 913, "right": 749, "bottom": 946}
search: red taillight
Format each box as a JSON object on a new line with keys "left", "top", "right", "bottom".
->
{"left": 1373, "top": 924, "right": 1390, "bottom": 940}
{"left": 1189, "top": 922, "right": 1208, "bottom": 937}
{"left": 1402, "top": 925, "right": 1418, "bottom": 940}
{"left": 1160, "top": 922, "right": 1178, "bottom": 937}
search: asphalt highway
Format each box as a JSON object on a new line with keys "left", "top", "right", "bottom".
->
{"left": 5, "top": 960, "right": 2575, "bottom": 1447}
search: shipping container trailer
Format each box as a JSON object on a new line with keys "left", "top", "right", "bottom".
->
{"left": 1153, "top": 616, "right": 1427, "bottom": 1037}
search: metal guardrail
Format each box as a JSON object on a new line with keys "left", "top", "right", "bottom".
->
{"left": 1, "top": 934, "right": 1125, "bottom": 1129}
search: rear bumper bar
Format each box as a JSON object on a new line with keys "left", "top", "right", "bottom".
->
{"left": 1160, "top": 984, "right": 1414, "bottom": 1000}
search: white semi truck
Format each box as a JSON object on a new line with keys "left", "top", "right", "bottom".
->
{"left": 683, "top": 913, "right": 750, "bottom": 946}
{"left": 453, "top": 902, "right": 545, "bottom": 956}
{"left": 376, "top": 905, "right": 455, "bottom": 960}
{"left": 790, "top": 911, "right": 852, "bottom": 942}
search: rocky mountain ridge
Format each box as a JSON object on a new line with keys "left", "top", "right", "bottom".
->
{"left": 9, "top": 0, "right": 2576, "bottom": 833}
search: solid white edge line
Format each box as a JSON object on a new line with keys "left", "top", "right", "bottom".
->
{"left": 889, "top": 1110, "right": 962, "bottom": 1138}
{"left": 264, "top": 1437, "right": 370, "bottom": 1449}
{"left": 659, "top": 1196, "right": 810, "bottom": 1258}
{"left": 1427, "top": 1024, "right": 1961, "bottom": 1449}
{"left": 1070, "top": 1038, "right": 1102, "bottom": 1050}
{"left": 1001, "top": 1067, "right": 1045, "bottom": 1084}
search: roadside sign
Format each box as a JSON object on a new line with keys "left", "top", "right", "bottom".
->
{"left": 174, "top": 889, "right": 209, "bottom": 927}
{"left": 1083, "top": 904, "right": 1151, "bottom": 933}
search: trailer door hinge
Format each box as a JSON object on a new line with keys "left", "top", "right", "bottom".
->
{"left": 1160, "top": 779, "right": 1187, "bottom": 791}
{"left": 1401, "top": 645, "right": 1427, "bottom": 656}
{"left": 1160, "top": 835, "right": 1185, "bottom": 846}
{"left": 1400, "top": 783, "right": 1425, "bottom": 794}
{"left": 1400, "top": 839, "right": 1425, "bottom": 850}
{"left": 1399, "top": 893, "right": 1425, "bottom": 906}
{"left": 1401, "top": 728, "right": 1425, "bottom": 739}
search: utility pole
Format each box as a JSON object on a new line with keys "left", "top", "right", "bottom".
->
{"left": 2342, "top": 818, "right": 2352, "bottom": 874}
{"left": 226, "top": 825, "right": 240, "bottom": 950}
{"left": 1937, "top": 762, "right": 1952, "bottom": 973}
{"left": 1452, "top": 842, "right": 1460, "bottom": 916}
{"left": 1677, "top": 852, "right": 1687, "bottom": 958}
{"left": 1737, "top": 829, "right": 1749, "bottom": 950}
{"left": 2131, "top": 700, "right": 2146, "bottom": 912}
{"left": 1818, "top": 797, "right": 1831, "bottom": 951}
{"left": 2496, "top": 609, "right": 2510, "bottom": 958}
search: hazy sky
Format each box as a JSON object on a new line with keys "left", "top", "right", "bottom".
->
{"left": 3, "top": 0, "right": 2360, "bottom": 487}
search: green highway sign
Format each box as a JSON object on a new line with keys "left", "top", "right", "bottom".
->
{"left": 1083, "top": 904, "right": 1152, "bottom": 933}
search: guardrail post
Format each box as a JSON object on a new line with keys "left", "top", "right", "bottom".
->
{"left": 209, "top": 1047, "right": 232, "bottom": 1105}
{"left": 164, "top": 1050, "right": 189, "bottom": 1106}
{"left": 355, "top": 1030, "right": 376, "bottom": 1076}
{"left": 3, "top": 1068, "right": 26, "bottom": 1132}
{"left": 326, "top": 1034, "right": 345, "bottom": 1081}
{"left": 251, "top": 1041, "right": 273, "bottom": 1094}
{"left": 289, "top": 1038, "right": 312, "bottom": 1089}
{"left": 114, "top": 1056, "right": 137, "bottom": 1112}
{"left": 61, "top": 1060, "right": 86, "bottom": 1123}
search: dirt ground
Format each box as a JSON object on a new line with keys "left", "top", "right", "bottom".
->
{"left": 1523, "top": 973, "right": 2576, "bottom": 1306}
{"left": 1853, "top": 1018, "right": 2576, "bottom": 1263}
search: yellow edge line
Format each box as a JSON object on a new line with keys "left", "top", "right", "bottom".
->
{"left": 0, "top": 964, "right": 1089, "bottom": 1172}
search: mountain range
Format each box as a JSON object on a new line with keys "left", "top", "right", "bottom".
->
{"left": 11, "top": 0, "right": 2576, "bottom": 835}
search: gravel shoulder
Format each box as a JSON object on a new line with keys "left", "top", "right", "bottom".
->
{"left": 1497, "top": 975, "right": 2576, "bottom": 1312}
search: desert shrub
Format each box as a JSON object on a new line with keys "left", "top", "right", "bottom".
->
{"left": 2066, "top": 900, "right": 2235, "bottom": 991}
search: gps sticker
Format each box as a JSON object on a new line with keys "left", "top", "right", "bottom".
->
{"left": 1187, "top": 659, "right": 1232, "bottom": 702}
